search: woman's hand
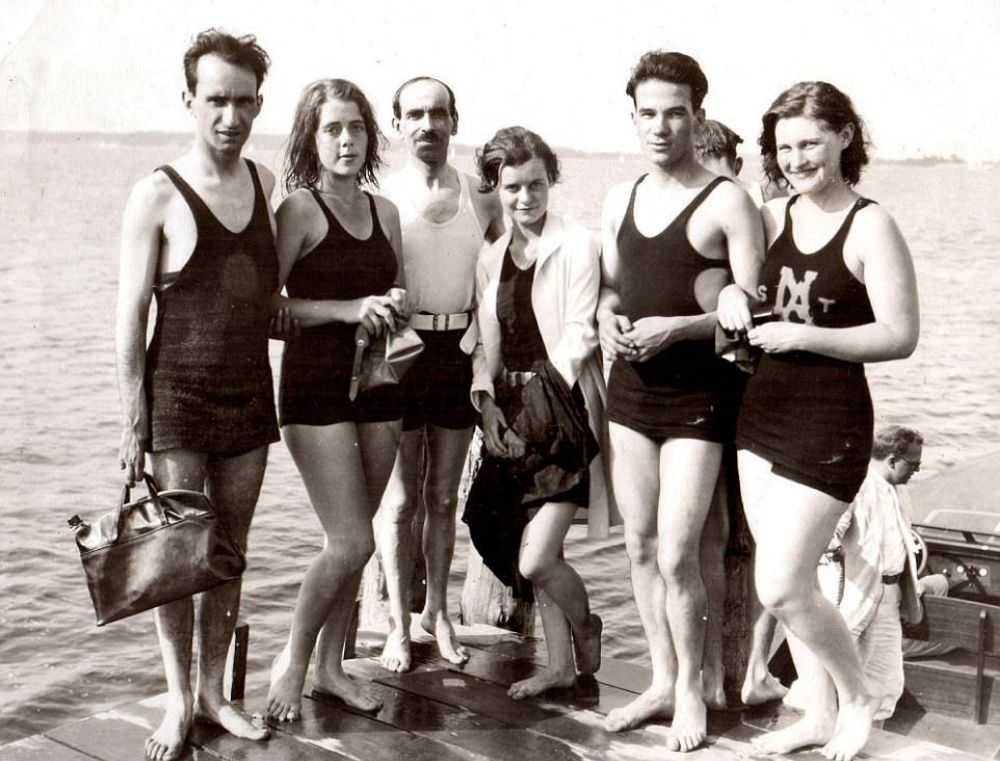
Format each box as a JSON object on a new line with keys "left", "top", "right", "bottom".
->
{"left": 501, "top": 428, "right": 527, "bottom": 460}
{"left": 358, "top": 294, "right": 400, "bottom": 337}
{"left": 621, "top": 316, "right": 684, "bottom": 362}
{"left": 599, "top": 313, "right": 634, "bottom": 361}
{"left": 716, "top": 283, "right": 754, "bottom": 335}
{"left": 747, "top": 321, "right": 805, "bottom": 354}
{"left": 269, "top": 305, "right": 301, "bottom": 341}
{"left": 480, "top": 395, "right": 510, "bottom": 457}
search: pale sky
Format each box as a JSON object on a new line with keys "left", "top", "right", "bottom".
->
{"left": 2, "top": 0, "right": 998, "bottom": 160}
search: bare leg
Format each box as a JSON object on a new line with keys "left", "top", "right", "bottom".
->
{"left": 315, "top": 420, "right": 400, "bottom": 702}
{"left": 509, "top": 502, "right": 594, "bottom": 699}
{"left": 657, "top": 438, "right": 722, "bottom": 753}
{"left": 604, "top": 424, "right": 676, "bottom": 732}
{"left": 740, "top": 601, "right": 787, "bottom": 706}
{"left": 418, "top": 424, "right": 475, "bottom": 665}
{"left": 376, "top": 429, "right": 422, "bottom": 673}
{"left": 267, "top": 422, "right": 397, "bottom": 721}
{"left": 700, "top": 474, "right": 729, "bottom": 710}
{"left": 739, "top": 449, "right": 876, "bottom": 761}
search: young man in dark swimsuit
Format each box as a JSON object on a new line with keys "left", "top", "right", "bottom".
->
{"left": 115, "top": 29, "right": 277, "bottom": 761}
{"left": 597, "top": 51, "right": 763, "bottom": 752}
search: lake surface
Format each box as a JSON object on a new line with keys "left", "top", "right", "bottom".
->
{"left": 1, "top": 133, "right": 998, "bottom": 743}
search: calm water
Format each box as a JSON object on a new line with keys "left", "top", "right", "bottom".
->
{"left": 1, "top": 133, "right": 999, "bottom": 744}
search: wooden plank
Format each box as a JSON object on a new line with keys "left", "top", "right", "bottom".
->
{"left": 907, "top": 596, "right": 1000, "bottom": 652}
{"left": 0, "top": 735, "right": 97, "bottom": 761}
{"left": 904, "top": 662, "right": 981, "bottom": 718}
{"left": 325, "top": 675, "right": 582, "bottom": 761}
{"left": 45, "top": 704, "right": 193, "bottom": 761}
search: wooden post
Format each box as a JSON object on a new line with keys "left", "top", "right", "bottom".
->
{"left": 459, "top": 430, "right": 536, "bottom": 636}
{"left": 721, "top": 471, "right": 754, "bottom": 696}
{"left": 225, "top": 623, "right": 249, "bottom": 701}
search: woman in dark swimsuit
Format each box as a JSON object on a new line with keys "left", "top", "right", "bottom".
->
{"left": 470, "top": 128, "right": 608, "bottom": 701}
{"left": 718, "top": 82, "right": 919, "bottom": 761}
{"left": 266, "top": 79, "right": 405, "bottom": 722}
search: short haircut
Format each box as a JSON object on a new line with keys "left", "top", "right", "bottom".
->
{"left": 871, "top": 424, "right": 924, "bottom": 461}
{"left": 183, "top": 28, "right": 270, "bottom": 93}
{"left": 695, "top": 119, "right": 743, "bottom": 163}
{"left": 391, "top": 76, "right": 458, "bottom": 122}
{"left": 283, "top": 79, "right": 385, "bottom": 192}
{"left": 475, "top": 126, "right": 560, "bottom": 193}
{"left": 759, "top": 81, "right": 870, "bottom": 188}
{"left": 626, "top": 51, "right": 708, "bottom": 110}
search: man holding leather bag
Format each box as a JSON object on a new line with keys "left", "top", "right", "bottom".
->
{"left": 114, "top": 29, "right": 277, "bottom": 761}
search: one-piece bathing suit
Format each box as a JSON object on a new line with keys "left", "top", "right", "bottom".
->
{"left": 736, "top": 195, "right": 877, "bottom": 502}
{"left": 280, "top": 190, "right": 401, "bottom": 426}
{"left": 146, "top": 160, "right": 279, "bottom": 455}
{"left": 606, "top": 175, "right": 740, "bottom": 442}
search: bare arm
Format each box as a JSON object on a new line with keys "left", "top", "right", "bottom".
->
{"left": 597, "top": 184, "right": 634, "bottom": 360}
{"left": 748, "top": 206, "right": 919, "bottom": 362}
{"left": 115, "top": 176, "right": 165, "bottom": 484}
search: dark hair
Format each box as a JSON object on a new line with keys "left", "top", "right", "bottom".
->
{"left": 475, "top": 127, "right": 560, "bottom": 193}
{"left": 759, "top": 81, "right": 870, "bottom": 187}
{"left": 695, "top": 119, "right": 743, "bottom": 163}
{"left": 391, "top": 76, "right": 459, "bottom": 122}
{"left": 183, "top": 28, "right": 270, "bottom": 93}
{"left": 283, "top": 79, "right": 385, "bottom": 193}
{"left": 872, "top": 424, "right": 924, "bottom": 461}
{"left": 626, "top": 51, "right": 708, "bottom": 110}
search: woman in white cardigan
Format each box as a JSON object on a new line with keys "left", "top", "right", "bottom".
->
{"left": 470, "top": 127, "right": 615, "bottom": 699}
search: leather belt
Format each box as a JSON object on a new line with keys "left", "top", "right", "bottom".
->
{"left": 501, "top": 369, "right": 537, "bottom": 386}
{"left": 410, "top": 311, "right": 472, "bottom": 332}
{"left": 882, "top": 572, "right": 903, "bottom": 585}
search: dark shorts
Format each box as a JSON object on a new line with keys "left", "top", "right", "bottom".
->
{"left": 400, "top": 329, "right": 476, "bottom": 432}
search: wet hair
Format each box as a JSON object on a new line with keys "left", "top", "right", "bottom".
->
{"left": 871, "top": 424, "right": 924, "bottom": 461}
{"left": 283, "top": 79, "right": 385, "bottom": 193}
{"left": 475, "top": 126, "right": 560, "bottom": 193}
{"left": 183, "top": 28, "right": 270, "bottom": 93}
{"left": 695, "top": 119, "right": 743, "bottom": 163}
{"left": 625, "top": 51, "right": 708, "bottom": 110}
{"left": 759, "top": 81, "right": 870, "bottom": 188}
{"left": 391, "top": 76, "right": 459, "bottom": 122}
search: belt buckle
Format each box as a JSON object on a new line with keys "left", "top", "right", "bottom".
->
{"left": 433, "top": 314, "right": 448, "bottom": 331}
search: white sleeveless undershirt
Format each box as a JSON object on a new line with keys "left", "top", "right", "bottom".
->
{"left": 382, "top": 171, "right": 485, "bottom": 314}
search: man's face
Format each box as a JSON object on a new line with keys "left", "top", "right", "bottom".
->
{"left": 888, "top": 443, "right": 923, "bottom": 485}
{"left": 394, "top": 79, "right": 456, "bottom": 164}
{"left": 632, "top": 79, "right": 702, "bottom": 170}
{"left": 184, "top": 54, "right": 261, "bottom": 156}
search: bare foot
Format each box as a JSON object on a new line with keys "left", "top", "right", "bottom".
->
{"left": 195, "top": 698, "right": 269, "bottom": 742}
{"left": 313, "top": 671, "right": 383, "bottom": 712}
{"left": 751, "top": 712, "right": 835, "bottom": 756}
{"left": 572, "top": 613, "right": 603, "bottom": 676}
{"left": 604, "top": 686, "right": 674, "bottom": 732}
{"left": 507, "top": 667, "right": 576, "bottom": 700}
{"left": 820, "top": 698, "right": 878, "bottom": 761}
{"left": 266, "top": 647, "right": 306, "bottom": 722}
{"left": 379, "top": 626, "right": 411, "bottom": 673}
{"left": 145, "top": 695, "right": 192, "bottom": 761}
{"left": 702, "top": 663, "right": 727, "bottom": 710}
{"left": 665, "top": 690, "right": 707, "bottom": 753}
{"left": 421, "top": 610, "right": 469, "bottom": 666}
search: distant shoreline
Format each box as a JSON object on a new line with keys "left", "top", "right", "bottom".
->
{"left": 1, "top": 130, "right": 985, "bottom": 168}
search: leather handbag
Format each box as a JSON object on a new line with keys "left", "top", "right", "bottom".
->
{"left": 349, "top": 324, "right": 424, "bottom": 401}
{"left": 68, "top": 474, "right": 246, "bottom": 626}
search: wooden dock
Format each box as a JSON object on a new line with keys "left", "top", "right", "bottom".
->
{"left": 2, "top": 625, "right": 997, "bottom": 761}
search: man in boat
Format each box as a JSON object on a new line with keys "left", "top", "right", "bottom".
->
{"left": 375, "top": 77, "right": 504, "bottom": 673}
{"left": 115, "top": 28, "right": 277, "bottom": 761}
{"left": 597, "top": 51, "right": 763, "bottom": 751}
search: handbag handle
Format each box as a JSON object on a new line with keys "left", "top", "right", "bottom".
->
{"left": 348, "top": 324, "right": 372, "bottom": 401}
{"left": 112, "top": 473, "right": 167, "bottom": 543}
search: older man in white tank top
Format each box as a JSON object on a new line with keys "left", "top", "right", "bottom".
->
{"left": 376, "top": 77, "right": 503, "bottom": 672}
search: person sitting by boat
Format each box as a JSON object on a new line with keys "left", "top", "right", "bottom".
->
{"left": 464, "top": 126, "right": 612, "bottom": 700}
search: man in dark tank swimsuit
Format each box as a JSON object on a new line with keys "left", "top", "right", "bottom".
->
{"left": 115, "top": 30, "right": 276, "bottom": 761}
{"left": 597, "top": 51, "right": 763, "bottom": 753}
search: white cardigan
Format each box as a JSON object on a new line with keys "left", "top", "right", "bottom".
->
{"left": 470, "top": 212, "right": 620, "bottom": 538}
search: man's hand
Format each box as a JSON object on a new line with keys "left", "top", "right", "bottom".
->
{"left": 269, "top": 305, "right": 301, "bottom": 340}
{"left": 716, "top": 283, "right": 754, "bottom": 335}
{"left": 622, "top": 316, "right": 686, "bottom": 362}
{"left": 599, "top": 313, "right": 634, "bottom": 361}
{"left": 480, "top": 395, "right": 510, "bottom": 458}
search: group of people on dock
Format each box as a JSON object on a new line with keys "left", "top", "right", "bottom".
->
{"left": 115, "top": 28, "right": 919, "bottom": 761}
